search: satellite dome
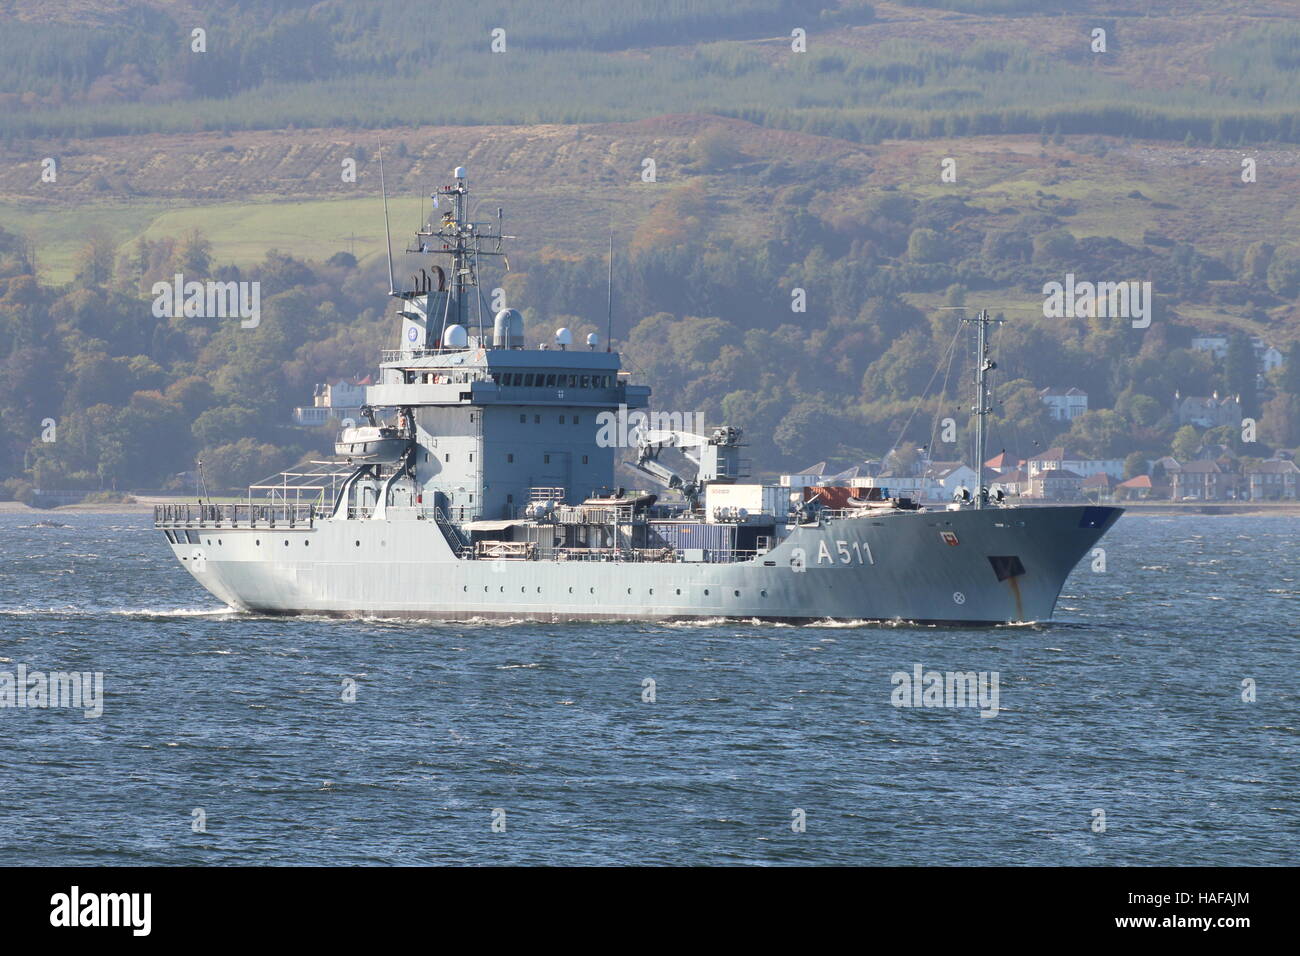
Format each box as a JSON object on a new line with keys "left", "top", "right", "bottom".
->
{"left": 555, "top": 327, "right": 573, "bottom": 349}
{"left": 443, "top": 324, "right": 468, "bottom": 348}
{"left": 453, "top": 166, "right": 466, "bottom": 179}
{"left": 586, "top": 333, "right": 600, "bottom": 349}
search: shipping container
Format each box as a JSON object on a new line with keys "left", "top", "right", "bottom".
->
{"left": 704, "top": 483, "right": 793, "bottom": 522}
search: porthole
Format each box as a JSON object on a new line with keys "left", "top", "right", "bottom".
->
{"left": 255, "top": 539, "right": 260, "bottom": 546}
{"left": 304, "top": 540, "right": 309, "bottom": 546}
{"left": 734, "top": 590, "right": 740, "bottom": 597}
{"left": 521, "top": 586, "right": 526, "bottom": 593}
{"left": 568, "top": 587, "right": 573, "bottom": 594}
{"left": 704, "top": 589, "right": 710, "bottom": 596}
{"left": 217, "top": 539, "right": 222, "bottom": 545}
{"left": 536, "top": 586, "right": 542, "bottom": 593}
{"left": 675, "top": 588, "right": 681, "bottom": 595}
{"left": 500, "top": 586, "right": 505, "bottom": 593}
{"left": 355, "top": 540, "right": 360, "bottom": 547}
{"left": 589, "top": 587, "right": 595, "bottom": 594}
{"left": 284, "top": 541, "right": 289, "bottom": 547}
{"left": 206, "top": 539, "right": 211, "bottom": 545}
{"left": 627, "top": 587, "right": 632, "bottom": 595}
{"left": 649, "top": 588, "right": 654, "bottom": 595}
{"left": 760, "top": 589, "right": 768, "bottom": 598}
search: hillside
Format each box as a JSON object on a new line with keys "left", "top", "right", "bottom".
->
{"left": 1, "top": 0, "right": 1299, "bottom": 498}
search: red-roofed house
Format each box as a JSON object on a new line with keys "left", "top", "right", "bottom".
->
{"left": 1115, "top": 475, "right": 1162, "bottom": 500}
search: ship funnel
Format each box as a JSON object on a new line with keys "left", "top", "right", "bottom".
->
{"left": 494, "top": 308, "right": 523, "bottom": 348}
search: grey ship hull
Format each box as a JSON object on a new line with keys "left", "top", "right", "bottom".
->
{"left": 167, "top": 504, "right": 1121, "bottom": 624}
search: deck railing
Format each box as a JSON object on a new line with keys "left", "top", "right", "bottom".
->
{"left": 154, "top": 502, "right": 318, "bottom": 528}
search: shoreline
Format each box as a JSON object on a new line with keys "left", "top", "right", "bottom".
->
{"left": 4, "top": 501, "right": 1300, "bottom": 518}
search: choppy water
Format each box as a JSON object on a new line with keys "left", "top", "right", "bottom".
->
{"left": 0, "top": 512, "right": 1294, "bottom": 865}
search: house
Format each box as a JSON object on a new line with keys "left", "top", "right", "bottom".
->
{"left": 780, "top": 461, "right": 828, "bottom": 489}
{"left": 1190, "top": 335, "right": 1230, "bottom": 359}
{"left": 1115, "top": 474, "right": 1160, "bottom": 500}
{"left": 1026, "top": 447, "right": 1125, "bottom": 481}
{"left": 1174, "top": 392, "right": 1241, "bottom": 429}
{"left": 926, "top": 462, "right": 979, "bottom": 498}
{"left": 1190, "top": 336, "right": 1283, "bottom": 374}
{"left": 984, "top": 451, "right": 1019, "bottom": 474}
{"left": 1081, "top": 472, "right": 1115, "bottom": 500}
{"left": 1243, "top": 459, "right": 1300, "bottom": 500}
{"left": 1259, "top": 344, "right": 1284, "bottom": 374}
{"left": 292, "top": 376, "right": 372, "bottom": 427}
{"left": 1170, "top": 459, "right": 1238, "bottom": 500}
{"left": 990, "top": 468, "right": 1030, "bottom": 497}
{"left": 1030, "top": 468, "right": 1084, "bottom": 500}
{"left": 854, "top": 471, "right": 944, "bottom": 501}
{"left": 1039, "top": 386, "right": 1089, "bottom": 422}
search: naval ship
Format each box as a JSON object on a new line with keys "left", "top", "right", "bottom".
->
{"left": 155, "top": 166, "right": 1121, "bottom": 623}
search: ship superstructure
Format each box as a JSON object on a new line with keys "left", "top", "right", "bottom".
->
{"left": 156, "top": 167, "right": 1121, "bottom": 623}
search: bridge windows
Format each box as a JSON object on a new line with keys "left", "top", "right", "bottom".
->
{"left": 544, "top": 454, "right": 551, "bottom": 464}
{"left": 559, "top": 415, "right": 565, "bottom": 424}
{"left": 519, "top": 414, "right": 526, "bottom": 423}
{"left": 573, "top": 415, "right": 580, "bottom": 425}
{"left": 581, "top": 456, "right": 589, "bottom": 465}
{"left": 507, "top": 454, "right": 514, "bottom": 463}
{"left": 534, "top": 414, "right": 541, "bottom": 423}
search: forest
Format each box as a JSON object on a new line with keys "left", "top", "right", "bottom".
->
{"left": 2, "top": 0, "right": 1299, "bottom": 498}
{"left": 2, "top": 173, "right": 1299, "bottom": 498}
{"left": 2, "top": 1, "right": 1299, "bottom": 145}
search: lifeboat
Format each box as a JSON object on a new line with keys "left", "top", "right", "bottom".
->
{"left": 334, "top": 424, "right": 408, "bottom": 462}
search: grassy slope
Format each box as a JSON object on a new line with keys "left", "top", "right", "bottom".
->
{"left": 0, "top": 0, "right": 1297, "bottom": 338}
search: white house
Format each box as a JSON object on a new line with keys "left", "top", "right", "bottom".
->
{"left": 1026, "top": 447, "right": 1124, "bottom": 481}
{"left": 1039, "top": 386, "right": 1088, "bottom": 422}
{"left": 292, "top": 376, "right": 372, "bottom": 426}
{"left": 1191, "top": 335, "right": 1283, "bottom": 374}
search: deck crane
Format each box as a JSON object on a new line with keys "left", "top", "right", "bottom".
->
{"left": 628, "top": 425, "right": 746, "bottom": 511}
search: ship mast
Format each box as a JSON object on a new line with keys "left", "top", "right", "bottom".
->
{"left": 410, "top": 166, "right": 511, "bottom": 347}
{"left": 962, "top": 309, "right": 1003, "bottom": 509}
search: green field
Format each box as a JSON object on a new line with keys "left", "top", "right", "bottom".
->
{"left": 0, "top": 195, "right": 432, "bottom": 284}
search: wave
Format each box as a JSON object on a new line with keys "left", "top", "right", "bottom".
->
{"left": 0, "top": 605, "right": 235, "bottom": 618}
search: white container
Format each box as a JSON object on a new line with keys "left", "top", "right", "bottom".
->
{"left": 705, "top": 484, "right": 789, "bottom": 523}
